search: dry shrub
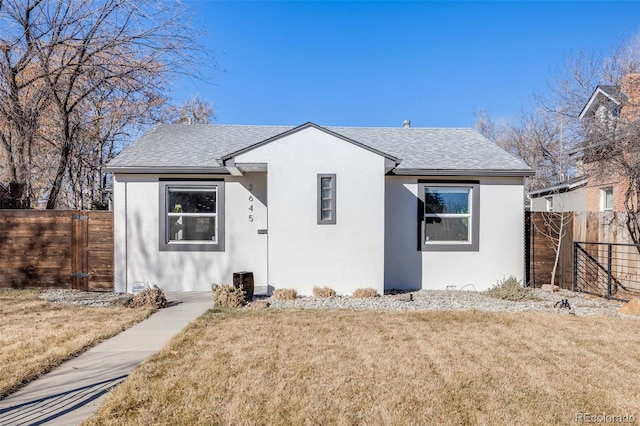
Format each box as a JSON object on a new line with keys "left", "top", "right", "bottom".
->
{"left": 273, "top": 288, "right": 297, "bottom": 300}
{"left": 214, "top": 284, "right": 246, "bottom": 308}
{"left": 313, "top": 286, "right": 336, "bottom": 298}
{"left": 129, "top": 288, "right": 168, "bottom": 309}
{"left": 484, "top": 276, "right": 533, "bottom": 301}
{"left": 352, "top": 288, "right": 378, "bottom": 298}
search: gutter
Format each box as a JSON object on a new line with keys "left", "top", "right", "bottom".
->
{"left": 106, "top": 166, "right": 231, "bottom": 175}
{"left": 527, "top": 177, "right": 589, "bottom": 198}
{"left": 389, "top": 168, "right": 533, "bottom": 177}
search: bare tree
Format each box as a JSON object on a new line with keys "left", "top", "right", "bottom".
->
{"left": 475, "top": 108, "right": 572, "bottom": 191}
{"left": 164, "top": 95, "right": 216, "bottom": 125}
{"left": 582, "top": 115, "right": 640, "bottom": 246}
{"left": 476, "top": 31, "right": 640, "bottom": 195}
{"left": 0, "top": 0, "right": 209, "bottom": 208}
{"left": 533, "top": 209, "right": 573, "bottom": 288}
{"left": 0, "top": 0, "right": 51, "bottom": 206}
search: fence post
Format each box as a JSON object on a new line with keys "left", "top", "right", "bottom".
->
{"left": 607, "top": 243, "right": 612, "bottom": 299}
{"left": 71, "top": 211, "right": 89, "bottom": 291}
{"left": 573, "top": 242, "right": 578, "bottom": 292}
{"left": 524, "top": 211, "right": 531, "bottom": 287}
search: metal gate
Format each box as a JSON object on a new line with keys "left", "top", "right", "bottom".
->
{"left": 574, "top": 241, "right": 640, "bottom": 301}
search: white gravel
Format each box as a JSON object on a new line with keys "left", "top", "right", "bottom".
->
{"left": 260, "top": 288, "right": 630, "bottom": 318}
{"left": 40, "top": 289, "right": 133, "bottom": 307}
{"left": 41, "top": 288, "right": 634, "bottom": 318}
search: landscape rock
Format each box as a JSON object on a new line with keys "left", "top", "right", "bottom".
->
{"left": 265, "top": 288, "right": 628, "bottom": 317}
{"left": 618, "top": 298, "right": 640, "bottom": 316}
{"left": 541, "top": 284, "right": 560, "bottom": 292}
{"left": 40, "top": 289, "right": 133, "bottom": 307}
{"left": 40, "top": 288, "right": 631, "bottom": 319}
{"left": 392, "top": 293, "right": 414, "bottom": 302}
{"left": 246, "top": 300, "right": 271, "bottom": 309}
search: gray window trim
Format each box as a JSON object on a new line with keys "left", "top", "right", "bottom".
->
{"left": 317, "top": 174, "right": 336, "bottom": 225}
{"left": 159, "top": 180, "right": 225, "bottom": 251}
{"left": 417, "top": 180, "right": 479, "bottom": 252}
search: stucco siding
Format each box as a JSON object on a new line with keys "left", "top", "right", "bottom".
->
{"left": 529, "top": 188, "right": 587, "bottom": 212}
{"left": 385, "top": 176, "right": 525, "bottom": 291}
{"left": 113, "top": 173, "right": 268, "bottom": 292}
{"left": 384, "top": 177, "right": 422, "bottom": 290}
{"left": 236, "top": 126, "right": 386, "bottom": 296}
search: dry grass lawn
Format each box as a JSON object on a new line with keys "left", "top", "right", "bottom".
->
{"left": 0, "top": 289, "right": 153, "bottom": 398}
{"left": 87, "top": 309, "right": 640, "bottom": 426}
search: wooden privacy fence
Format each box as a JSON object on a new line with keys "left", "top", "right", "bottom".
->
{"left": 527, "top": 211, "right": 639, "bottom": 290}
{"left": 527, "top": 212, "right": 574, "bottom": 289}
{"left": 0, "top": 210, "right": 113, "bottom": 291}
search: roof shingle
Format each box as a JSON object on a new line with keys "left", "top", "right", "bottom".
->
{"left": 108, "top": 123, "right": 531, "bottom": 174}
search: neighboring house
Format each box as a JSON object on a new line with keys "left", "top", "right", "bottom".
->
{"left": 528, "top": 176, "right": 588, "bottom": 212}
{"left": 529, "top": 73, "right": 640, "bottom": 213}
{"left": 107, "top": 122, "right": 532, "bottom": 295}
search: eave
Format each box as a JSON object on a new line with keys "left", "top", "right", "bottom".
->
{"left": 221, "top": 122, "right": 402, "bottom": 167}
{"left": 389, "top": 168, "right": 533, "bottom": 177}
{"left": 527, "top": 177, "right": 589, "bottom": 198}
{"left": 579, "top": 87, "right": 621, "bottom": 120}
{"left": 106, "top": 166, "right": 231, "bottom": 175}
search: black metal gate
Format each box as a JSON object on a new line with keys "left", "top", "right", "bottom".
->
{"left": 574, "top": 241, "right": 640, "bottom": 301}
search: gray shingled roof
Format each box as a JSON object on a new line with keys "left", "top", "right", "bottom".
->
{"left": 598, "top": 85, "right": 626, "bottom": 103}
{"left": 579, "top": 85, "right": 628, "bottom": 119}
{"left": 108, "top": 123, "right": 531, "bottom": 174}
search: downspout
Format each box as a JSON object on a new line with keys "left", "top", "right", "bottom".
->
{"left": 265, "top": 172, "right": 270, "bottom": 295}
{"left": 124, "top": 180, "right": 129, "bottom": 293}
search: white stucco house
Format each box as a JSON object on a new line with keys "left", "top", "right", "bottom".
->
{"left": 107, "top": 122, "right": 532, "bottom": 295}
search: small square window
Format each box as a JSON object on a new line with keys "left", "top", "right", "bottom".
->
{"left": 545, "top": 197, "right": 553, "bottom": 212}
{"left": 601, "top": 187, "right": 613, "bottom": 211}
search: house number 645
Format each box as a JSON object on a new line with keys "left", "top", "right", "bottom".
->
{"left": 248, "top": 184, "right": 254, "bottom": 222}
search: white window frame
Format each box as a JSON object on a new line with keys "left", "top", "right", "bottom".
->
{"left": 601, "top": 187, "right": 613, "bottom": 211}
{"left": 545, "top": 196, "right": 553, "bottom": 212}
{"left": 159, "top": 180, "right": 225, "bottom": 251}
{"left": 418, "top": 181, "right": 480, "bottom": 252}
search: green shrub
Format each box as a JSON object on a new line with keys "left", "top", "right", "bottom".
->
{"left": 129, "top": 287, "right": 168, "bottom": 309}
{"left": 352, "top": 288, "right": 378, "bottom": 298}
{"left": 214, "top": 284, "right": 246, "bottom": 308}
{"left": 313, "top": 286, "right": 336, "bottom": 298}
{"left": 484, "top": 276, "right": 532, "bottom": 301}
{"left": 273, "top": 288, "right": 298, "bottom": 300}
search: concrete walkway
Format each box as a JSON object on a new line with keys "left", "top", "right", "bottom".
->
{"left": 0, "top": 291, "right": 212, "bottom": 426}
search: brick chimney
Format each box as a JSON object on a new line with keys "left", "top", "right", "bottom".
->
{"left": 621, "top": 73, "right": 640, "bottom": 121}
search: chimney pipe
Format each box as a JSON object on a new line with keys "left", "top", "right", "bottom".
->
{"left": 403, "top": 119, "right": 411, "bottom": 128}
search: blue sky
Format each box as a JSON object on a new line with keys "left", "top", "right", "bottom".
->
{"left": 173, "top": 1, "right": 640, "bottom": 128}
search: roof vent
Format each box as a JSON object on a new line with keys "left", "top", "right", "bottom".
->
{"left": 403, "top": 119, "right": 411, "bottom": 128}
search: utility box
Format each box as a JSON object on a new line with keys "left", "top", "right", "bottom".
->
{"left": 132, "top": 281, "right": 146, "bottom": 295}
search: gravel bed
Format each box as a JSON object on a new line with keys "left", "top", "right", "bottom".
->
{"left": 260, "top": 288, "right": 631, "bottom": 317}
{"left": 40, "top": 289, "right": 133, "bottom": 307}
{"left": 41, "top": 288, "right": 633, "bottom": 318}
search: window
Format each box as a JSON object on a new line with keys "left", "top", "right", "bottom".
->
{"left": 159, "top": 181, "right": 225, "bottom": 251}
{"left": 317, "top": 174, "right": 336, "bottom": 224}
{"left": 418, "top": 181, "right": 479, "bottom": 251}
{"left": 601, "top": 187, "right": 613, "bottom": 211}
{"left": 546, "top": 197, "right": 553, "bottom": 212}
